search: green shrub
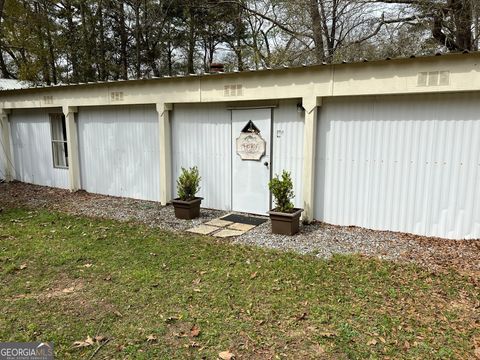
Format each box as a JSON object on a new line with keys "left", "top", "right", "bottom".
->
{"left": 268, "top": 170, "right": 295, "bottom": 213}
{"left": 177, "top": 166, "right": 201, "bottom": 200}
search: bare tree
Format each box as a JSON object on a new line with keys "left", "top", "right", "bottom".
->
{"left": 371, "top": 0, "right": 476, "bottom": 51}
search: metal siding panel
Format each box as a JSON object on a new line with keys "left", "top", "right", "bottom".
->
{"left": 0, "top": 132, "right": 6, "bottom": 180}
{"left": 171, "top": 103, "right": 231, "bottom": 210}
{"left": 10, "top": 108, "right": 69, "bottom": 189}
{"left": 315, "top": 93, "right": 480, "bottom": 240}
{"left": 272, "top": 100, "right": 304, "bottom": 209}
{"left": 77, "top": 105, "right": 160, "bottom": 201}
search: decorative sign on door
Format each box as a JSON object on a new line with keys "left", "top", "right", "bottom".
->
{"left": 236, "top": 120, "right": 266, "bottom": 161}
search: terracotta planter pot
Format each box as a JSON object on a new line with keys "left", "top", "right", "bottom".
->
{"left": 172, "top": 197, "right": 203, "bottom": 220}
{"left": 268, "top": 208, "right": 303, "bottom": 235}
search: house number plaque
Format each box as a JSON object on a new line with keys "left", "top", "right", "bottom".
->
{"left": 236, "top": 132, "right": 266, "bottom": 160}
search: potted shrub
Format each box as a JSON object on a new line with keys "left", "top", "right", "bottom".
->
{"left": 268, "top": 171, "right": 303, "bottom": 235}
{"left": 172, "top": 166, "right": 203, "bottom": 220}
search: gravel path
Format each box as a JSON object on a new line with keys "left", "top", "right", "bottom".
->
{"left": 1, "top": 181, "right": 478, "bottom": 277}
{"left": 0, "top": 181, "right": 224, "bottom": 231}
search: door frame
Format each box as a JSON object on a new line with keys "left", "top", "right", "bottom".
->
{"left": 229, "top": 107, "right": 275, "bottom": 214}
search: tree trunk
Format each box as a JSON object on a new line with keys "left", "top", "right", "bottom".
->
{"left": 119, "top": 1, "right": 128, "bottom": 80}
{"left": 451, "top": 0, "right": 473, "bottom": 50}
{"left": 34, "top": 2, "right": 50, "bottom": 84}
{"left": 167, "top": 37, "right": 173, "bottom": 76}
{"left": 0, "top": 0, "right": 13, "bottom": 78}
{"left": 235, "top": 4, "right": 244, "bottom": 71}
{"left": 42, "top": 1, "right": 57, "bottom": 84}
{"left": 80, "top": 3, "right": 95, "bottom": 81}
{"left": 187, "top": 8, "right": 195, "bottom": 74}
{"left": 65, "top": 1, "right": 79, "bottom": 82}
{"left": 309, "top": 0, "right": 325, "bottom": 63}
{"left": 134, "top": 2, "right": 141, "bottom": 78}
{"left": 98, "top": 2, "right": 107, "bottom": 80}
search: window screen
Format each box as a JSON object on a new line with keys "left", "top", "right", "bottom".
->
{"left": 50, "top": 114, "right": 68, "bottom": 168}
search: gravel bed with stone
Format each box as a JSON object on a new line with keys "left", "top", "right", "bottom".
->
{"left": 1, "top": 181, "right": 478, "bottom": 277}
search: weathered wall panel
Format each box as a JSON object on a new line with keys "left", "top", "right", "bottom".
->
{"left": 315, "top": 93, "right": 480, "bottom": 240}
{"left": 10, "top": 108, "right": 69, "bottom": 188}
{"left": 0, "top": 132, "right": 6, "bottom": 180}
{"left": 272, "top": 100, "right": 304, "bottom": 209}
{"left": 77, "top": 105, "right": 160, "bottom": 201}
{"left": 171, "top": 103, "right": 231, "bottom": 210}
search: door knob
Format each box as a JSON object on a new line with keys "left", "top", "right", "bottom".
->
{"left": 264, "top": 161, "right": 269, "bottom": 168}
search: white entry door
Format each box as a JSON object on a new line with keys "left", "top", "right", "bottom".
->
{"left": 231, "top": 108, "right": 271, "bottom": 214}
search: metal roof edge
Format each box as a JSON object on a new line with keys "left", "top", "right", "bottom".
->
{"left": 0, "top": 51, "right": 478, "bottom": 94}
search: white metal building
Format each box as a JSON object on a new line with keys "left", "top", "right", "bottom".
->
{"left": 0, "top": 53, "right": 479, "bottom": 240}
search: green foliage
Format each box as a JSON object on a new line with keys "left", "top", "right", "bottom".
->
{"left": 0, "top": 0, "right": 474, "bottom": 82}
{"left": 0, "top": 208, "right": 477, "bottom": 359}
{"left": 176, "top": 166, "right": 201, "bottom": 200}
{"left": 268, "top": 170, "right": 295, "bottom": 213}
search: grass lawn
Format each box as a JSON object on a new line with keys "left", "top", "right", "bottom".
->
{"left": 0, "top": 208, "right": 478, "bottom": 359}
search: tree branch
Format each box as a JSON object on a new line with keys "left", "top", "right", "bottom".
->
{"left": 353, "top": 13, "right": 433, "bottom": 44}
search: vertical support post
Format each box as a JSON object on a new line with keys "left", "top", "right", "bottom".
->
{"left": 301, "top": 96, "right": 321, "bottom": 223}
{"left": 62, "top": 105, "right": 80, "bottom": 191}
{"left": 0, "top": 109, "right": 13, "bottom": 181}
{"left": 156, "top": 102, "right": 172, "bottom": 205}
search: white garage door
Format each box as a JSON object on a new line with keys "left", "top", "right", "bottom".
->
{"left": 10, "top": 109, "right": 69, "bottom": 188}
{"left": 172, "top": 101, "right": 305, "bottom": 212}
{"left": 78, "top": 105, "right": 160, "bottom": 201}
{"left": 171, "top": 103, "right": 231, "bottom": 210}
{"left": 315, "top": 93, "right": 480, "bottom": 240}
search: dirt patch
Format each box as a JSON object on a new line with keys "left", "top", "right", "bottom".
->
{"left": 229, "top": 328, "right": 345, "bottom": 360}
{"left": 7, "top": 276, "right": 119, "bottom": 326}
{"left": 7, "top": 277, "right": 84, "bottom": 302}
{"left": 42, "top": 279, "right": 84, "bottom": 299}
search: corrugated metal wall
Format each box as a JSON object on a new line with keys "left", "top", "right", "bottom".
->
{"left": 273, "top": 100, "right": 304, "bottom": 208}
{"left": 10, "top": 108, "right": 69, "bottom": 188}
{"left": 0, "top": 126, "right": 6, "bottom": 180}
{"left": 171, "top": 103, "right": 231, "bottom": 210}
{"left": 315, "top": 93, "right": 480, "bottom": 240}
{"left": 171, "top": 101, "right": 305, "bottom": 211}
{"left": 0, "top": 152, "right": 5, "bottom": 180}
{"left": 77, "top": 105, "right": 160, "bottom": 201}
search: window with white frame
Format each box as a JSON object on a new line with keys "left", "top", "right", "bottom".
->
{"left": 50, "top": 114, "right": 68, "bottom": 168}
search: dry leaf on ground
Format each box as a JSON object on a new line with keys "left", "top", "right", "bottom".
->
{"left": 190, "top": 325, "right": 200, "bottom": 337}
{"left": 219, "top": 351, "right": 235, "bottom": 360}
{"left": 310, "top": 343, "right": 325, "bottom": 355}
{"left": 296, "top": 312, "right": 308, "bottom": 321}
{"left": 73, "top": 336, "right": 95, "bottom": 348}
{"left": 318, "top": 331, "right": 337, "bottom": 338}
{"left": 73, "top": 335, "right": 107, "bottom": 348}
{"left": 94, "top": 335, "right": 107, "bottom": 343}
{"left": 146, "top": 335, "right": 157, "bottom": 342}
